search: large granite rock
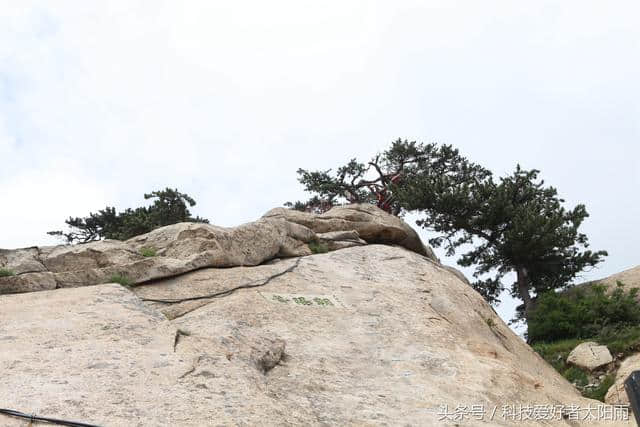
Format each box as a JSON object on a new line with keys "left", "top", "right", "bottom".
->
{"left": 0, "top": 245, "right": 631, "bottom": 426}
{"left": 0, "top": 204, "right": 434, "bottom": 295}
{"left": 263, "top": 204, "right": 438, "bottom": 261}
{"left": 567, "top": 342, "right": 614, "bottom": 371}
{"left": 605, "top": 353, "right": 640, "bottom": 405}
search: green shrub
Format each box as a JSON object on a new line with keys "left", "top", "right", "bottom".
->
{"left": 596, "top": 325, "right": 640, "bottom": 357}
{"left": 308, "top": 240, "right": 329, "bottom": 254}
{"left": 562, "top": 366, "right": 588, "bottom": 387}
{"left": 139, "top": 247, "right": 157, "bottom": 257}
{"left": 0, "top": 268, "right": 15, "bottom": 277}
{"left": 530, "top": 282, "right": 640, "bottom": 403}
{"left": 533, "top": 338, "right": 584, "bottom": 372}
{"left": 528, "top": 282, "right": 640, "bottom": 344}
{"left": 583, "top": 374, "right": 615, "bottom": 402}
{"left": 108, "top": 274, "right": 133, "bottom": 287}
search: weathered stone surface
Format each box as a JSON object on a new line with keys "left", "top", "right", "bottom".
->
{"left": 567, "top": 342, "right": 614, "bottom": 371}
{"left": 316, "top": 229, "right": 367, "bottom": 251}
{"left": 442, "top": 264, "right": 472, "bottom": 285}
{"left": 605, "top": 353, "right": 640, "bottom": 405}
{"left": 570, "top": 266, "right": 640, "bottom": 298}
{"left": 263, "top": 204, "right": 438, "bottom": 261}
{"left": 0, "top": 284, "right": 192, "bottom": 426}
{"left": 594, "top": 266, "right": 640, "bottom": 290}
{"left": 0, "top": 271, "right": 57, "bottom": 294}
{"left": 0, "top": 247, "right": 47, "bottom": 273}
{"left": 0, "top": 205, "right": 435, "bottom": 295}
{"left": 0, "top": 245, "right": 630, "bottom": 426}
{"left": 316, "top": 230, "right": 362, "bottom": 241}
{"left": 39, "top": 239, "right": 141, "bottom": 272}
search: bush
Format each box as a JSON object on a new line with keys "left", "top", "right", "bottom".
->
{"left": 0, "top": 268, "right": 15, "bottom": 277}
{"left": 530, "top": 281, "right": 640, "bottom": 402}
{"left": 139, "top": 247, "right": 157, "bottom": 257}
{"left": 108, "top": 274, "right": 133, "bottom": 287}
{"left": 533, "top": 338, "right": 583, "bottom": 372}
{"left": 563, "top": 366, "right": 589, "bottom": 387}
{"left": 528, "top": 282, "right": 640, "bottom": 344}
{"left": 596, "top": 325, "right": 640, "bottom": 356}
{"left": 584, "top": 374, "right": 615, "bottom": 402}
{"left": 309, "top": 240, "right": 329, "bottom": 254}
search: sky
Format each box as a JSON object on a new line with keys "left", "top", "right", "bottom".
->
{"left": 1, "top": 1, "right": 639, "bottom": 331}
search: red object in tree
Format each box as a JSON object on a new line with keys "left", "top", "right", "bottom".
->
{"left": 376, "top": 188, "right": 392, "bottom": 212}
{"left": 368, "top": 173, "right": 401, "bottom": 213}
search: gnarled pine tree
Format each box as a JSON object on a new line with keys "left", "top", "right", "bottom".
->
{"left": 292, "top": 139, "right": 607, "bottom": 323}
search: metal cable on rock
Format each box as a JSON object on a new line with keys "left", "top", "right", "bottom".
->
{"left": 0, "top": 408, "right": 102, "bottom": 427}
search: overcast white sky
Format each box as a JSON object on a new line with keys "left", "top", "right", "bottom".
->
{"left": 1, "top": 1, "right": 639, "bottom": 330}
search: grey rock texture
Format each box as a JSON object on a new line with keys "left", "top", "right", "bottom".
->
{"left": 0, "top": 243, "right": 631, "bottom": 426}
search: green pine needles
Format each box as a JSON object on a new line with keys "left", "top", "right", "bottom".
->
{"left": 290, "top": 139, "right": 607, "bottom": 325}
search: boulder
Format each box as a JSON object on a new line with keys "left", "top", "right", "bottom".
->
{"left": 567, "top": 342, "right": 614, "bottom": 371}
{"left": 0, "top": 271, "right": 57, "bottom": 294}
{"left": 0, "top": 245, "right": 630, "bottom": 426}
{"left": 605, "top": 353, "right": 640, "bottom": 405}
{"left": 0, "top": 247, "right": 48, "bottom": 273}
{"left": 263, "top": 204, "right": 438, "bottom": 261}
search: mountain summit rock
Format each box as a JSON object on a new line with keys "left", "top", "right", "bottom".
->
{"left": 0, "top": 205, "right": 632, "bottom": 425}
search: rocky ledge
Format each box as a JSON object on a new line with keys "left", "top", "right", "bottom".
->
{"left": 0, "top": 204, "right": 436, "bottom": 295}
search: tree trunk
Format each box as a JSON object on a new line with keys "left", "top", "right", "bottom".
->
{"left": 516, "top": 267, "right": 532, "bottom": 322}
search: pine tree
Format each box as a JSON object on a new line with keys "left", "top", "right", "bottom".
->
{"left": 292, "top": 139, "right": 607, "bottom": 323}
{"left": 48, "top": 188, "right": 209, "bottom": 243}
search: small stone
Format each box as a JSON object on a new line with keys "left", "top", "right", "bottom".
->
{"left": 252, "top": 338, "right": 286, "bottom": 374}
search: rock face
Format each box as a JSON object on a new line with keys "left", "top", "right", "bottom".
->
{"left": 263, "top": 204, "right": 437, "bottom": 260}
{"left": 605, "top": 353, "right": 640, "bottom": 405}
{"left": 0, "top": 204, "right": 433, "bottom": 296}
{"left": 567, "top": 342, "right": 614, "bottom": 371}
{"left": 571, "top": 265, "right": 640, "bottom": 297}
{"left": 595, "top": 266, "right": 640, "bottom": 289}
{"left": 0, "top": 207, "right": 633, "bottom": 426}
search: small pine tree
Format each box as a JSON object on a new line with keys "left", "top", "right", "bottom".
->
{"left": 48, "top": 188, "right": 209, "bottom": 243}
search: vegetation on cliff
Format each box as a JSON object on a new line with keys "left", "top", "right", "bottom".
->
{"left": 528, "top": 282, "right": 640, "bottom": 344}
{"left": 530, "top": 282, "right": 640, "bottom": 400}
{"left": 290, "top": 139, "right": 607, "bottom": 324}
{"left": 48, "top": 188, "right": 209, "bottom": 243}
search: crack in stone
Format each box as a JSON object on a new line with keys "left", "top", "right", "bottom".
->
{"left": 173, "top": 329, "right": 191, "bottom": 352}
{"left": 428, "top": 303, "right": 452, "bottom": 324}
{"left": 141, "top": 258, "right": 301, "bottom": 305}
{"left": 178, "top": 355, "right": 202, "bottom": 379}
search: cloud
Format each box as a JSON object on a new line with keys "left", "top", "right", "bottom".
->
{"left": 1, "top": 1, "right": 638, "bottom": 329}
